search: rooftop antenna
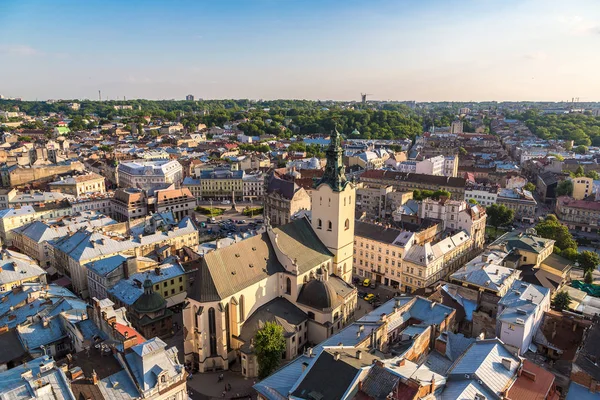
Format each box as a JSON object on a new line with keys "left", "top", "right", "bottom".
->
{"left": 98, "top": 90, "right": 101, "bottom": 102}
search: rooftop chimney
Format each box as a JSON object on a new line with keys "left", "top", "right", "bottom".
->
{"left": 501, "top": 358, "right": 512, "bottom": 371}
{"left": 91, "top": 370, "right": 98, "bottom": 385}
{"left": 334, "top": 352, "right": 341, "bottom": 361}
{"left": 356, "top": 350, "right": 362, "bottom": 360}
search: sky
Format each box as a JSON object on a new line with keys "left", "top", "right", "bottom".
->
{"left": 1, "top": 0, "right": 599, "bottom": 102}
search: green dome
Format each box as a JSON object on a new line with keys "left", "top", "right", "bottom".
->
{"left": 351, "top": 129, "right": 360, "bottom": 135}
{"left": 134, "top": 279, "right": 166, "bottom": 314}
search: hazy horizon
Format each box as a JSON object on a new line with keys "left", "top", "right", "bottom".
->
{"left": 2, "top": 0, "right": 600, "bottom": 102}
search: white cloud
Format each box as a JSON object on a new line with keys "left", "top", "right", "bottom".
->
{"left": 0, "top": 44, "right": 41, "bottom": 56}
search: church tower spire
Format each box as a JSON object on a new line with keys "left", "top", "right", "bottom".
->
{"left": 316, "top": 126, "right": 348, "bottom": 192}
{"left": 311, "top": 125, "right": 355, "bottom": 283}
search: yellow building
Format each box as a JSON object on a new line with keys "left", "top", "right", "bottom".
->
{"left": 199, "top": 169, "right": 244, "bottom": 201}
{"left": 572, "top": 177, "right": 594, "bottom": 200}
{"left": 48, "top": 172, "right": 106, "bottom": 198}
{"left": 490, "top": 231, "right": 554, "bottom": 268}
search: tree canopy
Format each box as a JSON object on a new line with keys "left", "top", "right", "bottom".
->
{"left": 535, "top": 215, "right": 577, "bottom": 251}
{"left": 254, "top": 322, "right": 286, "bottom": 379}
{"left": 486, "top": 204, "right": 514, "bottom": 231}
{"left": 579, "top": 250, "right": 600, "bottom": 273}
{"left": 507, "top": 110, "right": 600, "bottom": 146}
{"left": 556, "top": 180, "right": 574, "bottom": 197}
{"left": 552, "top": 290, "right": 571, "bottom": 311}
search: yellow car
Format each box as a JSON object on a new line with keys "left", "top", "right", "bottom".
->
{"left": 363, "top": 278, "right": 371, "bottom": 287}
{"left": 364, "top": 293, "right": 375, "bottom": 302}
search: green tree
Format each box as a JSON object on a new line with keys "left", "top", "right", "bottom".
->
{"left": 578, "top": 250, "right": 600, "bottom": 273}
{"left": 523, "top": 182, "right": 536, "bottom": 192}
{"left": 556, "top": 180, "right": 573, "bottom": 197}
{"left": 573, "top": 166, "right": 585, "bottom": 177}
{"left": 574, "top": 145, "right": 588, "bottom": 154}
{"left": 552, "top": 290, "right": 571, "bottom": 311}
{"left": 586, "top": 170, "right": 599, "bottom": 180}
{"left": 468, "top": 199, "right": 478, "bottom": 205}
{"left": 535, "top": 215, "right": 577, "bottom": 251}
{"left": 255, "top": 322, "right": 286, "bottom": 379}
{"left": 561, "top": 247, "right": 579, "bottom": 261}
{"left": 486, "top": 204, "right": 515, "bottom": 233}
{"left": 585, "top": 270, "right": 594, "bottom": 284}
{"left": 68, "top": 116, "right": 87, "bottom": 131}
{"left": 459, "top": 147, "right": 468, "bottom": 156}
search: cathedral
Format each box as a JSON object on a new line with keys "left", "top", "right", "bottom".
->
{"left": 183, "top": 129, "right": 357, "bottom": 376}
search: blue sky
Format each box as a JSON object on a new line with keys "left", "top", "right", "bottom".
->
{"left": 1, "top": 0, "right": 599, "bottom": 101}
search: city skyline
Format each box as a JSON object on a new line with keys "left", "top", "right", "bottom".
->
{"left": 1, "top": 0, "right": 600, "bottom": 101}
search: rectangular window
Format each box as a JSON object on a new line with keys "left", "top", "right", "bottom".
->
{"left": 164, "top": 291, "right": 168, "bottom": 297}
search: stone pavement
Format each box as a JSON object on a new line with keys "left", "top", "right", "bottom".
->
{"left": 187, "top": 369, "right": 256, "bottom": 399}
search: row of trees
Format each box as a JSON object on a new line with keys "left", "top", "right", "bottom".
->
{"left": 507, "top": 109, "right": 600, "bottom": 146}
{"left": 2, "top": 99, "right": 426, "bottom": 140}
{"left": 412, "top": 189, "right": 451, "bottom": 201}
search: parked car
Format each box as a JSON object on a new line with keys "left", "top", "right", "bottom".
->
{"left": 370, "top": 282, "right": 377, "bottom": 289}
{"left": 357, "top": 291, "right": 366, "bottom": 299}
{"left": 363, "top": 278, "right": 371, "bottom": 287}
{"left": 222, "top": 200, "right": 231, "bottom": 205}
{"left": 364, "top": 293, "right": 375, "bottom": 302}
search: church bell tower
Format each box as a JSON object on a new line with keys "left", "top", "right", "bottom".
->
{"left": 311, "top": 127, "right": 355, "bottom": 283}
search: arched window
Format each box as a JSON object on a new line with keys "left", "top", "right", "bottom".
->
{"left": 224, "top": 304, "right": 231, "bottom": 351}
{"left": 208, "top": 308, "right": 217, "bottom": 356}
{"left": 344, "top": 197, "right": 346, "bottom": 206}
{"left": 320, "top": 196, "right": 322, "bottom": 206}
{"left": 239, "top": 295, "right": 245, "bottom": 322}
{"left": 328, "top": 198, "right": 331, "bottom": 207}
{"left": 344, "top": 219, "right": 350, "bottom": 230}
{"left": 349, "top": 196, "right": 352, "bottom": 204}
{"left": 286, "top": 278, "right": 292, "bottom": 295}
{"left": 327, "top": 221, "right": 332, "bottom": 231}
{"left": 317, "top": 219, "right": 322, "bottom": 229}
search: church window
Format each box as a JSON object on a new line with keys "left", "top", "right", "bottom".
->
{"left": 344, "top": 219, "right": 349, "bottom": 230}
{"left": 317, "top": 219, "right": 322, "bottom": 229}
{"left": 327, "top": 221, "right": 332, "bottom": 231}
{"left": 320, "top": 196, "right": 322, "bottom": 205}
{"left": 239, "top": 295, "right": 245, "bottom": 322}
{"left": 328, "top": 198, "right": 331, "bottom": 207}
{"left": 208, "top": 308, "right": 217, "bottom": 356}
{"left": 224, "top": 304, "right": 231, "bottom": 351}
{"left": 286, "top": 278, "right": 292, "bottom": 295}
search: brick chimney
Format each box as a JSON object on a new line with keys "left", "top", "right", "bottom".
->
{"left": 92, "top": 370, "right": 98, "bottom": 385}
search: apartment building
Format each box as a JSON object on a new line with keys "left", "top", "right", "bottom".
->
{"left": 360, "top": 169, "right": 467, "bottom": 198}
{"left": 415, "top": 155, "right": 444, "bottom": 176}
{"left": 464, "top": 184, "right": 499, "bottom": 206}
{"left": 263, "top": 173, "right": 311, "bottom": 226}
{"left": 572, "top": 176, "right": 596, "bottom": 200}
{"left": 181, "top": 177, "right": 202, "bottom": 200}
{"left": 497, "top": 188, "right": 537, "bottom": 222}
{"left": 117, "top": 159, "right": 183, "bottom": 190}
{"left": 0, "top": 201, "right": 72, "bottom": 246}
{"left": 353, "top": 221, "right": 411, "bottom": 288}
{"left": 49, "top": 216, "right": 199, "bottom": 297}
{"left": 419, "top": 197, "right": 487, "bottom": 248}
{"left": 243, "top": 172, "right": 265, "bottom": 202}
{"left": 556, "top": 196, "right": 600, "bottom": 232}
{"left": 111, "top": 188, "right": 147, "bottom": 222}
{"left": 0, "top": 249, "right": 47, "bottom": 292}
{"left": 150, "top": 187, "right": 196, "bottom": 221}
{"left": 198, "top": 168, "right": 244, "bottom": 201}
{"left": 48, "top": 172, "right": 106, "bottom": 197}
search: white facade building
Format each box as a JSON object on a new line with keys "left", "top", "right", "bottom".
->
{"left": 117, "top": 160, "right": 183, "bottom": 190}
{"left": 496, "top": 280, "right": 550, "bottom": 355}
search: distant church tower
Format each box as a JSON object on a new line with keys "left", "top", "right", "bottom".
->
{"left": 311, "top": 127, "right": 355, "bottom": 283}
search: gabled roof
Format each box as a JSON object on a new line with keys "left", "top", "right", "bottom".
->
{"left": 271, "top": 218, "right": 333, "bottom": 274}
{"left": 448, "top": 339, "right": 520, "bottom": 398}
{"left": 188, "top": 232, "right": 285, "bottom": 302}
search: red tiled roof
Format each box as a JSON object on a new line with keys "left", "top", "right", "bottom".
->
{"left": 557, "top": 196, "right": 600, "bottom": 211}
{"left": 507, "top": 360, "right": 556, "bottom": 400}
{"left": 114, "top": 323, "right": 144, "bottom": 343}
